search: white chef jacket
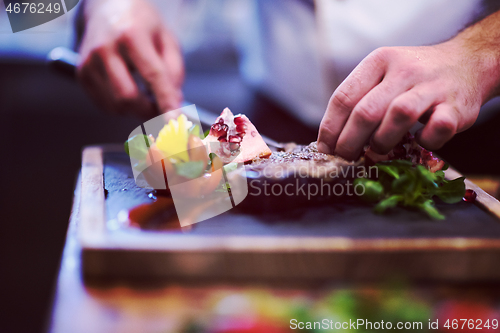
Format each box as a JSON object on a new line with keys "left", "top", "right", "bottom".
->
{"left": 155, "top": 0, "right": 485, "bottom": 126}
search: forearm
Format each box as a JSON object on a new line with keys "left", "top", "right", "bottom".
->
{"left": 447, "top": 10, "right": 500, "bottom": 103}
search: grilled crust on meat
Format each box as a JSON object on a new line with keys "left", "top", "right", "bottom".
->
{"left": 246, "top": 142, "right": 363, "bottom": 180}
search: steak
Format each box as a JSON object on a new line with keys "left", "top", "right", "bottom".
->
{"left": 228, "top": 142, "right": 366, "bottom": 213}
{"left": 246, "top": 141, "right": 363, "bottom": 180}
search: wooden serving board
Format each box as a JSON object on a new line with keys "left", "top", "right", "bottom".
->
{"left": 80, "top": 145, "right": 500, "bottom": 283}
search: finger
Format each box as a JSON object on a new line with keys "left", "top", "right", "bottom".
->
{"left": 370, "top": 86, "right": 441, "bottom": 154}
{"left": 79, "top": 71, "right": 112, "bottom": 112}
{"left": 334, "top": 78, "right": 411, "bottom": 160}
{"left": 122, "top": 33, "right": 181, "bottom": 114}
{"left": 103, "top": 54, "right": 156, "bottom": 118}
{"left": 77, "top": 53, "right": 118, "bottom": 114}
{"left": 416, "top": 104, "right": 458, "bottom": 150}
{"left": 317, "top": 50, "right": 388, "bottom": 154}
{"left": 157, "top": 27, "right": 184, "bottom": 89}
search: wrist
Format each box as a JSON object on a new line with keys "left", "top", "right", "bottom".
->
{"left": 447, "top": 21, "right": 500, "bottom": 104}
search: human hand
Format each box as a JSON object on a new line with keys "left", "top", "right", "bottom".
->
{"left": 317, "top": 41, "right": 498, "bottom": 160}
{"left": 78, "top": 0, "right": 184, "bottom": 118}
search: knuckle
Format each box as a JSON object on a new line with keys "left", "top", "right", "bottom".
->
{"left": 354, "top": 104, "right": 380, "bottom": 124}
{"left": 318, "top": 121, "right": 336, "bottom": 142}
{"left": 330, "top": 90, "right": 355, "bottom": 112}
{"left": 370, "top": 47, "right": 392, "bottom": 64}
{"left": 90, "top": 44, "right": 111, "bottom": 59}
{"left": 433, "top": 116, "right": 456, "bottom": 136}
{"left": 141, "top": 65, "right": 166, "bottom": 83}
{"left": 118, "top": 88, "right": 139, "bottom": 103}
{"left": 116, "top": 26, "right": 137, "bottom": 45}
{"left": 334, "top": 140, "right": 353, "bottom": 156}
{"left": 393, "top": 66, "right": 416, "bottom": 81}
{"left": 390, "top": 100, "right": 416, "bottom": 123}
{"left": 114, "top": 88, "right": 140, "bottom": 107}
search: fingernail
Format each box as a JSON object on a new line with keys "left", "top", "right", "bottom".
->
{"left": 317, "top": 141, "right": 332, "bottom": 154}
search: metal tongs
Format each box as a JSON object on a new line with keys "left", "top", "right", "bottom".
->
{"left": 47, "top": 47, "right": 284, "bottom": 149}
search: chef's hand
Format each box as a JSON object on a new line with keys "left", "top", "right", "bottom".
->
{"left": 317, "top": 12, "right": 500, "bottom": 160}
{"left": 78, "top": 0, "right": 183, "bottom": 118}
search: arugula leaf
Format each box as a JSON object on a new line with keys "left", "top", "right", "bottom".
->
{"left": 434, "top": 170, "right": 446, "bottom": 184}
{"left": 416, "top": 165, "right": 438, "bottom": 189}
{"left": 175, "top": 161, "right": 205, "bottom": 179}
{"left": 392, "top": 173, "right": 413, "bottom": 193}
{"left": 436, "top": 177, "right": 466, "bottom": 204}
{"left": 124, "top": 135, "right": 152, "bottom": 160}
{"left": 378, "top": 165, "right": 400, "bottom": 179}
{"left": 355, "top": 178, "right": 384, "bottom": 202}
{"left": 374, "top": 195, "right": 403, "bottom": 213}
{"left": 418, "top": 199, "right": 445, "bottom": 220}
{"left": 203, "top": 129, "right": 210, "bottom": 138}
{"left": 358, "top": 160, "right": 466, "bottom": 220}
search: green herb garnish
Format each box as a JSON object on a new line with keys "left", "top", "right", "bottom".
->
{"left": 355, "top": 160, "right": 465, "bottom": 220}
{"left": 124, "top": 134, "right": 152, "bottom": 160}
{"left": 175, "top": 160, "right": 205, "bottom": 179}
{"left": 188, "top": 124, "right": 204, "bottom": 139}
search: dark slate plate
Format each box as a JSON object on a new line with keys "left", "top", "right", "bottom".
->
{"left": 104, "top": 152, "right": 500, "bottom": 239}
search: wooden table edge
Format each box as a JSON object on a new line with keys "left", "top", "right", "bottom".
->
{"left": 79, "top": 145, "right": 500, "bottom": 253}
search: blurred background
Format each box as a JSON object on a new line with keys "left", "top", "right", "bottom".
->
{"left": 1, "top": 1, "right": 500, "bottom": 332}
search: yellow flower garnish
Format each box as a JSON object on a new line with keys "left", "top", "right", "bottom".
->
{"left": 155, "top": 114, "right": 193, "bottom": 162}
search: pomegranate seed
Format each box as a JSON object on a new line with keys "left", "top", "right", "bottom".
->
{"left": 229, "top": 142, "right": 240, "bottom": 150}
{"left": 236, "top": 124, "right": 247, "bottom": 134}
{"left": 228, "top": 135, "right": 241, "bottom": 143}
{"left": 217, "top": 118, "right": 224, "bottom": 124}
{"left": 463, "top": 189, "right": 477, "bottom": 202}
{"left": 233, "top": 116, "right": 245, "bottom": 125}
{"left": 210, "top": 123, "right": 228, "bottom": 138}
{"left": 421, "top": 149, "right": 432, "bottom": 161}
{"left": 219, "top": 137, "right": 227, "bottom": 142}
{"left": 392, "top": 144, "right": 406, "bottom": 158}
